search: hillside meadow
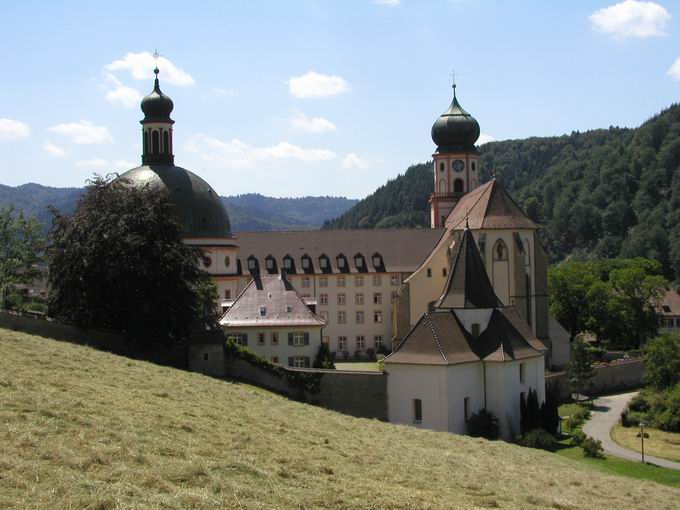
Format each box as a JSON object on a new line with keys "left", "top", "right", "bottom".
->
{"left": 1, "top": 330, "right": 678, "bottom": 509}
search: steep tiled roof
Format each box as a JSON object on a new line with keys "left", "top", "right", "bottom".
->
{"left": 445, "top": 179, "right": 537, "bottom": 231}
{"left": 436, "top": 227, "right": 501, "bottom": 309}
{"left": 657, "top": 288, "right": 680, "bottom": 316}
{"left": 234, "top": 228, "right": 445, "bottom": 275}
{"left": 385, "top": 307, "right": 544, "bottom": 366}
{"left": 219, "top": 273, "right": 325, "bottom": 328}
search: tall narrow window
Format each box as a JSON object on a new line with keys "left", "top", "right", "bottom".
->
{"left": 520, "top": 362, "right": 526, "bottom": 383}
{"left": 454, "top": 178, "right": 464, "bottom": 193}
{"left": 464, "top": 397, "right": 470, "bottom": 421}
{"left": 413, "top": 399, "right": 422, "bottom": 423}
{"left": 152, "top": 130, "right": 160, "bottom": 154}
{"left": 143, "top": 131, "right": 149, "bottom": 154}
{"left": 163, "top": 130, "right": 169, "bottom": 154}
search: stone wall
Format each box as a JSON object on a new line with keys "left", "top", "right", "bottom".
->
{"left": 546, "top": 359, "right": 645, "bottom": 402}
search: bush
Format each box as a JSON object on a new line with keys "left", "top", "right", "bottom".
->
{"left": 581, "top": 437, "right": 604, "bottom": 458}
{"left": 570, "top": 430, "right": 586, "bottom": 446}
{"left": 466, "top": 409, "right": 500, "bottom": 440}
{"left": 643, "top": 332, "right": 680, "bottom": 390}
{"left": 572, "top": 406, "right": 591, "bottom": 422}
{"left": 519, "top": 429, "right": 558, "bottom": 452}
{"left": 564, "top": 407, "right": 590, "bottom": 432}
{"left": 653, "top": 383, "right": 680, "bottom": 432}
{"left": 366, "top": 348, "right": 376, "bottom": 360}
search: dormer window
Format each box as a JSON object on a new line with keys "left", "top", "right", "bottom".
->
{"left": 372, "top": 253, "right": 383, "bottom": 268}
{"left": 302, "top": 255, "right": 311, "bottom": 270}
{"left": 259, "top": 306, "right": 266, "bottom": 316}
{"left": 283, "top": 255, "right": 293, "bottom": 270}
{"left": 265, "top": 256, "right": 276, "bottom": 271}
{"left": 319, "top": 254, "right": 329, "bottom": 269}
{"left": 247, "top": 256, "right": 258, "bottom": 272}
{"left": 337, "top": 254, "right": 347, "bottom": 270}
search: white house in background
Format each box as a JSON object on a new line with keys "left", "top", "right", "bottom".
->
{"left": 385, "top": 226, "right": 547, "bottom": 439}
{"left": 219, "top": 273, "right": 325, "bottom": 367}
{"left": 657, "top": 287, "right": 680, "bottom": 333}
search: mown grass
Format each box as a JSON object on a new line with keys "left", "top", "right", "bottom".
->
{"left": 1, "top": 329, "right": 679, "bottom": 509}
{"left": 612, "top": 424, "right": 680, "bottom": 463}
{"left": 334, "top": 361, "right": 381, "bottom": 372}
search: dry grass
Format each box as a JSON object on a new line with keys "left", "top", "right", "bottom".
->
{"left": 612, "top": 424, "right": 680, "bottom": 463}
{"left": 0, "top": 330, "right": 678, "bottom": 509}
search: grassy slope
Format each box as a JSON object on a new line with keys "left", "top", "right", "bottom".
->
{"left": 612, "top": 425, "right": 680, "bottom": 464}
{"left": 1, "top": 331, "right": 678, "bottom": 510}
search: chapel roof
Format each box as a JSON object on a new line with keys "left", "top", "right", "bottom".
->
{"left": 436, "top": 226, "right": 501, "bottom": 309}
{"left": 219, "top": 273, "right": 325, "bottom": 328}
{"left": 445, "top": 179, "right": 537, "bottom": 231}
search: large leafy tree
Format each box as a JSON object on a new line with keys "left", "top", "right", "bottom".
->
{"left": 643, "top": 333, "right": 680, "bottom": 390}
{"left": 47, "top": 176, "right": 215, "bottom": 345}
{"left": 0, "top": 207, "right": 44, "bottom": 308}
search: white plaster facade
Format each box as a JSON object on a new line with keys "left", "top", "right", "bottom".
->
{"left": 222, "top": 326, "right": 322, "bottom": 367}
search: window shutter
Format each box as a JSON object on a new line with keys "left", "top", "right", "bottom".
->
{"left": 243, "top": 333, "right": 248, "bottom": 346}
{"left": 288, "top": 333, "right": 293, "bottom": 345}
{"left": 304, "top": 356, "right": 310, "bottom": 368}
{"left": 304, "top": 332, "right": 310, "bottom": 345}
{"left": 288, "top": 357, "right": 294, "bottom": 367}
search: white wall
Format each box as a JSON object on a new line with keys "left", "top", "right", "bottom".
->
{"left": 222, "top": 325, "right": 322, "bottom": 366}
{"left": 446, "top": 362, "right": 485, "bottom": 434}
{"left": 386, "top": 363, "right": 448, "bottom": 431}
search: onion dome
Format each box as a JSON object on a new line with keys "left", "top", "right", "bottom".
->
{"left": 141, "top": 68, "right": 174, "bottom": 123}
{"left": 431, "top": 84, "right": 480, "bottom": 152}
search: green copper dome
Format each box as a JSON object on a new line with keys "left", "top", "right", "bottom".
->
{"left": 116, "top": 165, "right": 232, "bottom": 239}
{"left": 141, "top": 68, "right": 175, "bottom": 123}
{"left": 431, "top": 85, "right": 480, "bottom": 152}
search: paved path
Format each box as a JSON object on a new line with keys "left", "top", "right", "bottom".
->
{"left": 582, "top": 391, "right": 680, "bottom": 471}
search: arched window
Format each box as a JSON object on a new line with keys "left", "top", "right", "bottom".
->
{"left": 493, "top": 239, "right": 508, "bottom": 261}
{"left": 439, "top": 179, "right": 447, "bottom": 193}
{"left": 472, "top": 162, "right": 476, "bottom": 171}
{"left": 523, "top": 239, "right": 531, "bottom": 266}
{"left": 454, "top": 179, "right": 464, "bottom": 193}
{"left": 163, "top": 130, "right": 169, "bottom": 154}
{"left": 439, "top": 162, "right": 445, "bottom": 172}
{"left": 152, "top": 130, "right": 160, "bottom": 154}
{"left": 143, "top": 131, "right": 149, "bottom": 154}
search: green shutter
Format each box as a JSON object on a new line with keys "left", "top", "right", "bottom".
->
{"left": 304, "top": 332, "right": 310, "bottom": 345}
{"left": 304, "top": 356, "right": 310, "bottom": 368}
{"left": 243, "top": 333, "right": 248, "bottom": 346}
{"left": 288, "top": 357, "right": 294, "bottom": 367}
{"left": 288, "top": 333, "right": 294, "bottom": 345}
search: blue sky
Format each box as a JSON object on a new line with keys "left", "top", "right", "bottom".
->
{"left": 1, "top": 0, "right": 679, "bottom": 198}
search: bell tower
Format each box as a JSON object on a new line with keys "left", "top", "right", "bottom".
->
{"left": 429, "top": 82, "right": 481, "bottom": 228}
{"left": 140, "top": 67, "right": 175, "bottom": 166}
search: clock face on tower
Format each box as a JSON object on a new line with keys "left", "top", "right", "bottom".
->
{"left": 452, "top": 159, "right": 465, "bottom": 172}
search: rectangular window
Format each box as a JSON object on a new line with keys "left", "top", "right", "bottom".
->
{"left": 356, "top": 336, "right": 365, "bottom": 350}
{"left": 248, "top": 259, "right": 257, "bottom": 271}
{"left": 355, "top": 276, "right": 364, "bottom": 287}
{"left": 373, "top": 292, "right": 382, "bottom": 305}
{"left": 319, "top": 293, "right": 328, "bottom": 305}
{"left": 676, "top": 318, "right": 680, "bottom": 327}
{"left": 471, "top": 323, "right": 480, "bottom": 337}
{"left": 284, "top": 258, "right": 292, "bottom": 269}
{"left": 464, "top": 397, "right": 470, "bottom": 421}
{"left": 203, "top": 352, "right": 210, "bottom": 361}
{"left": 373, "top": 255, "right": 382, "bottom": 267}
{"left": 337, "top": 276, "right": 346, "bottom": 287}
{"left": 355, "top": 293, "right": 364, "bottom": 305}
{"left": 338, "top": 336, "right": 347, "bottom": 350}
{"left": 286, "top": 305, "right": 292, "bottom": 313}
{"left": 302, "top": 258, "right": 310, "bottom": 269}
{"left": 301, "top": 277, "right": 311, "bottom": 288}
{"left": 271, "top": 332, "right": 279, "bottom": 345}
{"left": 232, "top": 333, "right": 247, "bottom": 346}
{"left": 338, "top": 257, "right": 346, "bottom": 269}
{"left": 259, "top": 306, "right": 266, "bottom": 317}
{"left": 320, "top": 311, "right": 329, "bottom": 323}
{"left": 520, "top": 362, "right": 526, "bottom": 383}
{"left": 266, "top": 258, "right": 274, "bottom": 270}
{"left": 413, "top": 399, "right": 422, "bottom": 423}
{"left": 356, "top": 310, "right": 364, "bottom": 324}
{"left": 338, "top": 311, "right": 346, "bottom": 324}
{"left": 374, "top": 310, "right": 383, "bottom": 323}
{"left": 320, "top": 258, "right": 328, "bottom": 269}
{"left": 390, "top": 274, "right": 400, "bottom": 286}
{"left": 319, "top": 277, "right": 328, "bottom": 288}
{"left": 258, "top": 333, "right": 265, "bottom": 345}
{"left": 426, "top": 268, "right": 432, "bottom": 278}
{"left": 272, "top": 356, "right": 279, "bottom": 364}
{"left": 337, "top": 293, "right": 346, "bottom": 305}
{"left": 292, "top": 356, "right": 307, "bottom": 368}
{"left": 372, "top": 275, "right": 381, "bottom": 287}
{"left": 293, "top": 332, "right": 305, "bottom": 346}
{"left": 374, "top": 335, "right": 383, "bottom": 349}
{"left": 442, "top": 267, "right": 448, "bottom": 277}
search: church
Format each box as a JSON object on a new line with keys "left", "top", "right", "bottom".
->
{"left": 116, "top": 67, "right": 569, "bottom": 372}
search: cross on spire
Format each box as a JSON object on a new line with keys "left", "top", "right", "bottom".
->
{"left": 451, "top": 69, "right": 458, "bottom": 98}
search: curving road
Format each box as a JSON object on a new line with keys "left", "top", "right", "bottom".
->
{"left": 582, "top": 391, "right": 680, "bottom": 471}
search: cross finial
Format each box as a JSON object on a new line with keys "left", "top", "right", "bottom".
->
{"left": 153, "top": 49, "right": 161, "bottom": 61}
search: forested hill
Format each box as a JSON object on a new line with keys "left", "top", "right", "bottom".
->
{"left": 323, "top": 103, "right": 680, "bottom": 284}
{"left": 0, "top": 185, "right": 356, "bottom": 233}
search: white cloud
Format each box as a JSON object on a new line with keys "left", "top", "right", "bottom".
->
{"left": 48, "top": 120, "right": 113, "bottom": 144}
{"left": 184, "top": 134, "right": 336, "bottom": 168}
{"left": 43, "top": 141, "right": 67, "bottom": 157}
{"left": 289, "top": 110, "right": 336, "bottom": 133}
{"left": 104, "top": 52, "right": 195, "bottom": 86}
{"left": 105, "top": 74, "right": 142, "bottom": 108}
{"left": 589, "top": 1, "right": 670, "bottom": 39}
{"left": 667, "top": 58, "right": 680, "bottom": 80}
{"left": 74, "top": 159, "right": 136, "bottom": 171}
{"left": 212, "top": 88, "right": 236, "bottom": 97}
{"left": 342, "top": 152, "right": 369, "bottom": 169}
{"left": 288, "top": 71, "right": 350, "bottom": 98}
{"left": 0, "top": 118, "right": 31, "bottom": 141}
{"left": 372, "top": 0, "right": 401, "bottom": 5}
{"left": 477, "top": 134, "right": 496, "bottom": 145}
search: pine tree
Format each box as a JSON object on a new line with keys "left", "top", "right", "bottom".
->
{"left": 565, "top": 337, "right": 595, "bottom": 400}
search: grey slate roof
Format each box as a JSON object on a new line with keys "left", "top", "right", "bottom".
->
{"left": 220, "top": 273, "right": 325, "bottom": 328}
{"left": 233, "top": 228, "right": 445, "bottom": 275}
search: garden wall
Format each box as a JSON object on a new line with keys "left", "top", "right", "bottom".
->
{"left": 546, "top": 359, "right": 645, "bottom": 401}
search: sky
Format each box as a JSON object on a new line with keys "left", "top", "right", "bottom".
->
{"left": 1, "top": 0, "right": 680, "bottom": 199}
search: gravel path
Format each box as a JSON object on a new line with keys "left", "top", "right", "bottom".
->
{"left": 582, "top": 391, "right": 680, "bottom": 471}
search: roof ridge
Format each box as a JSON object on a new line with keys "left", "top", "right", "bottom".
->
{"left": 219, "top": 277, "right": 255, "bottom": 321}
{"left": 425, "top": 313, "right": 448, "bottom": 364}
{"left": 236, "top": 227, "right": 446, "bottom": 235}
{"left": 447, "top": 180, "right": 494, "bottom": 230}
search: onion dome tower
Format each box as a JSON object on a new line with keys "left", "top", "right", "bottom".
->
{"left": 429, "top": 82, "right": 481, "bottom": 228}
{"left": 115, "top": 67, "right": 233, "bottom": 240}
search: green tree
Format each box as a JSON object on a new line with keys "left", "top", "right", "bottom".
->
{"left": 643, "top": 332, "right": 680, "bottom": 390}
{"left": 313, "top": 343, "right": 335, "bottom": 369}
{"left": 0, "top": 207, "right": 44, "bottom": 309}
{"left": 47, "top": 175, "right": 212, "bottom": 345}
{"left": 565, "top": 337, "right": 595, "bottom": 400}
{"left": 548, "top": 261, "right": 597, "bottom": 337}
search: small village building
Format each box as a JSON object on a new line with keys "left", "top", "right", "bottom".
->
{"left": 385, "top": 226, "right": 546, "bottom": 439}
{"left": 219, "top": 273, "right": 325, "bottom": 367}
{"left": 657, "top": 287, "right": 680, "bottom": 333}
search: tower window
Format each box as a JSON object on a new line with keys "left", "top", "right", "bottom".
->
{"left": 152, "top": 130, "right": 160, "bottom": 154}
{"left": 143, "top": 131, "right": 149, "bottom": 153}
{"left": 454, "top": 179, "right": 464, "bottom": 193}
{"left": 163, "top": 130, "right": 169, "bottom": 154}
{"left": 439, "top": 162, "right": 445, "bottom": 172}
{"left": 472, "top": 162, "right": 476, "bottom": 171}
